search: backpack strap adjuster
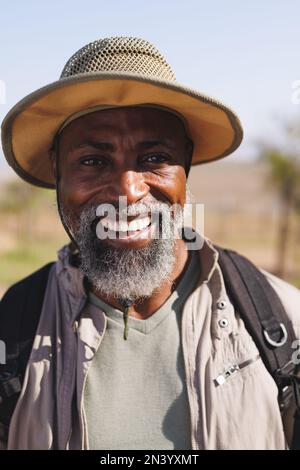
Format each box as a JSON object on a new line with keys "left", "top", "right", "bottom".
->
{"left": 263, "top": 323, "right": 288, "bottom": 348}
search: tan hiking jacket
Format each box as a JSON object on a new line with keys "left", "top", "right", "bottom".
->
{"left": 6, "top": 237, "right": 300, "bottom": 450}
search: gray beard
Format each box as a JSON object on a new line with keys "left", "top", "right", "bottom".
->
{"left": 60, "top": 194, "right": 190, "bottom": 303}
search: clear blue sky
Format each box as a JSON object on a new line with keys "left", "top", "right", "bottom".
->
{"left": 1, "top": 0, "right": 300, "bottom": 177}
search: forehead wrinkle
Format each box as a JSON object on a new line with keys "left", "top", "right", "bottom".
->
{"left": 61, "top": 112, "right": 187, "bottom": 155}
{"left": 78, "top": 109, "right": 186, "bottom": 138}
{"left": 68, "top": 140, "right": 115, "bottom": 152}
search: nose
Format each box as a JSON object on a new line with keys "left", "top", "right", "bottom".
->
{"left": 111, "top": 170, "right": 149, "bottom": 205}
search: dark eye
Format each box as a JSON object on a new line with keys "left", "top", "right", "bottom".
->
{"left": 143, "top": 154, "right": 169, "bottom": 164}
{"left": 80, "top": 156, "right": 105, "bottom": 167}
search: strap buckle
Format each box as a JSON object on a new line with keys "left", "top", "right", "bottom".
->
{"left": 275, "top": 361, "right": 300, "bottom": 412}
{"left": 263, "top": 323, "right": 288, "bottom": 347}
{"left": 0, "top": 375, "right": 22, "bottom": 404}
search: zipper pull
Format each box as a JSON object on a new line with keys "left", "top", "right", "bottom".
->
{"left": 72, "top": 320, "right": 79, "bottom": 334}
{"left": 215, "top": 364, "right": 239, "bottom": 386}
{"left": 215, "top": 355, "right": 260, "bottom": 386}
{"left": 123, "top": 305, "right": 130, "bottom": 340}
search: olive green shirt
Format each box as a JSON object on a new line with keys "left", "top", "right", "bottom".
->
{"left": 84, "top": 250, "right": 200, "bottom": 450}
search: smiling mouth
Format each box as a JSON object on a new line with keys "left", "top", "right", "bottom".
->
{"left": 98, "top": 214, "right": 154, "bottom": 240}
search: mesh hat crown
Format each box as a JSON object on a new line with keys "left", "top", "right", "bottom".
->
{"left": 60, "top": 37, "right": 177, "bottom": 81}
{"left": 1, "top": 36, "right": 243, "bottom": 188}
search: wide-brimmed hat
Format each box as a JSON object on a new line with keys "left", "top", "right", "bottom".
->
{"left": 1, "top": 36, "right": 243, "bottom": 189}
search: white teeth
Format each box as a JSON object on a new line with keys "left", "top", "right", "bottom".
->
{"left": 119, "top": 221, "right": 129, "bottom": 232}
{"left": 99, "top": 216, "right": 150, "bottom": 232}
{"left": 129, "top": 220, "right": 138, "bottom": 231}
{"left": 136, "top": 217, "right": 150, "bottom": 230}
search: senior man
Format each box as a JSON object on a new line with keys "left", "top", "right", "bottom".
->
{"left": 0, "top": 37, "right": 300, "bottom": 450}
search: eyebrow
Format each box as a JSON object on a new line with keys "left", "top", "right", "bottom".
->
{"left": 69, "top": 140, "right": 114, "bottom": 152}
{"left": 138, "top": 139, "right": 176, "bottom": 150}
{"left": 68, "top": 139, "right": 176, "bottom": 153}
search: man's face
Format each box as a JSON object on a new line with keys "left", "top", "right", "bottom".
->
{"left": 56, "top": 107, "right": 189, "bottom": 242}
{"left": 54, "top": 106, "right": 192, "bottom": 301}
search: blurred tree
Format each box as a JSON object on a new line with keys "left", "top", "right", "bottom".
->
{"left": 259, "top": 146, "right": 300, "bottom": 277}
{"left": 0, "top": 180, "right": 40, "bottom": 213}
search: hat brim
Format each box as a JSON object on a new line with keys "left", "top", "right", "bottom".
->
{"left": 1, "top": 72, "right": 243, "bottom": 188}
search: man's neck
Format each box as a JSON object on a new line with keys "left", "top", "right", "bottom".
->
{"left": 92, "top": 239, "right": 189, "bottom": 320}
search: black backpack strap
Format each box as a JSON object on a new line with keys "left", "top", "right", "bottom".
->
{"left": 0, "top": 261, "right": 54, "bottom": 443}
{"left": 215, "top": 246, "right": 300, "bottom": 449}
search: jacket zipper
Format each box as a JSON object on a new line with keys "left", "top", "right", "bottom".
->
{"left": 78, "top": 315, "right": 107, "bottom": 449}
{"left": 215, "top": 355, "right": 260, "bottom": 386}
{"left": 181, "top": 305, "right": 199, "bottom": 450}
{"left": 65, "top": 320, "right": 79, "bottom": 449}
